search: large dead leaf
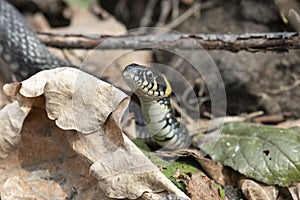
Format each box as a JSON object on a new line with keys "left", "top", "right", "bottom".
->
{"left": 5, "top": 67, "right": 127, "bottom": 135}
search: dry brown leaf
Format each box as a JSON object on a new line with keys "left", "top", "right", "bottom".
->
{"left": 5, "top": 67, "right": 127, "bottom": 135}
{"left": 187, "top": 172, "right": 222, "bottom": 200}
{"left": 195, "top": 156, "right": 245, "bottom": 187}
{"left": 288, "top": 182, "right": 300, "bottom": 200}
{"left": 276, "top": 119, "right": 300, "bottom": 128}
{"left": 90, "top": 136, "right": 189, "bottom": 199}
{"left": 1, "top": 176, "right": 67, "bottom": 200}
{"left": 0, "top": 101, "right": 26, "bottom": 158}
{"left": 240, "top": 179, "right": 279, "bottom": 200}
{"left": 194, "top": 157, "right": 225, "bottom": 185}
{"left": 43, "top": 68, "right": 126, "bottom": 134}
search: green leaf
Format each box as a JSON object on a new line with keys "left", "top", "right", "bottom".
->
{"left": 200, "top": 122, "right": 300, "bottom": 186}
{"left": 161, "top": 159, "right": 198, "bottom": 192}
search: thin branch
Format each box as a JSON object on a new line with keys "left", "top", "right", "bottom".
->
{"left": 155, "top": 0, "right": 172, "bottom": 27}
{"left": 267, "top": 72, "right": 300, "bottom": 94}
{"left": 37, "top": 32, "right": 300, "bottom": 52}
{"left": 139, "top": 0, "right": 157, "bottom": 27}
{"left": 171, "top": 0, "right": 180, "bottom": 20}
{"left": 163, "top": 1, "right": 201, "bottom": 29}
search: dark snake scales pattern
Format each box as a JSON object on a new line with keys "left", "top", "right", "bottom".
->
{"left": 0, "top": 0, "right": 70, "bottom": 80}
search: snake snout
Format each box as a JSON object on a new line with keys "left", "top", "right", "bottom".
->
{"left": 122, "top": 63, "right": 143, "bottom": 91}
{"left": 123, "top": 63, "right": 145, "bottom": 77}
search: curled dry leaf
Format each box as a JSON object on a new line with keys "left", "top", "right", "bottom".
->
{"left": 240, "top": 179, "right": 278, "bottom": 200}
{"left": 12, "top": 67, "right": 127, "bottom": 134}
{"left": 0, "top": 101, "right": 26, "bottom": 158}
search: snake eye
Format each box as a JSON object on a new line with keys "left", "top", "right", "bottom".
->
{"left": 145, "top": 70, "right": 154, "bottom": 80}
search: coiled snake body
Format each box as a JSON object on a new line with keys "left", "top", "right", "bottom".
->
{"left": 123, "top": 64, "right": 192, "bottom": 149}
{"left": 0, "top": 0, "right": 69, "bottom": 80}
{"left": 0, "top": 0, "right": 191, "bottom": 150}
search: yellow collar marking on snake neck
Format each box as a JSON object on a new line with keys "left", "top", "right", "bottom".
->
{"left": 162, "top": 74, "right": 172, "bottom": 97}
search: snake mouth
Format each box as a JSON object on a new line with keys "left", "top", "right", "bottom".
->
{"left": 122, "top": 64, "right": 141, "bottom": 91}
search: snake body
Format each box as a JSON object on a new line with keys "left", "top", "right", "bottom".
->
{"left": 123, "top": 64, "right": 192, "bottom": 149}
{"left": 0, "top": 0, "right": 70, "bottom": 80}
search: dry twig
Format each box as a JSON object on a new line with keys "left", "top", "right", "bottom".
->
{"left": 37, "top": 32, "right": 300, "bottom": 52}
{"left": 155, "top": 0, "right": 172, "bottom": 27}
{"left": 267, "top": 72, "right": 300, "bottom": 94}
{"left": 163, "top": 1, "right": 201, "bottom": 29}
{"left": 139, "top": 0, "right": 157, "bottom": 27}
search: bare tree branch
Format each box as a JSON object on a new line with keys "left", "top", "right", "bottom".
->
{"left": 37, "top": 32, "right": 300, "bottom": 52}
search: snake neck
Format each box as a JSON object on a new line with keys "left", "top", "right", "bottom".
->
{"left": 139, "top": 96, "right": 191, "bottom": 149}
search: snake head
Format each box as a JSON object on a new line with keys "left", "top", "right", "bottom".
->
{"left": 122, "top": 63, "right": 172, "bottom": 99}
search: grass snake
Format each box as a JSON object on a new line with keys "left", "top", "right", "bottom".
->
{"left": 123, "top": 64, "right": 192, "bottom": 149}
